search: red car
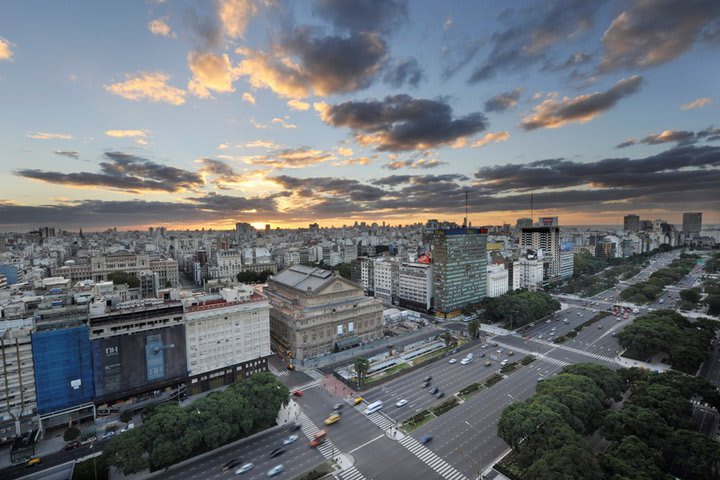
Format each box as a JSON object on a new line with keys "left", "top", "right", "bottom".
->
{"left": 293, "top": 390, "right": 303, "bottom": 397}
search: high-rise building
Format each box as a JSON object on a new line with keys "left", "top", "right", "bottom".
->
{"left": 683, "top": 212, "right": 702, "bottom": 238}
{"left": 520, "top": 225, "right": 561, "bottom": 279}
{"left": 0, "top": 318, "right": 36, "bottom": 442}
{"left": 430, "top": 228, "right": 488, "bottom": 317}
{"left": 623, "top": 214, "right": 640, "bottom": 233}
{"left": 515, "top": 218, "right": 533, "bottom": 229}
{"left": 398, "top": 262, "right": 433, "bottom": 312}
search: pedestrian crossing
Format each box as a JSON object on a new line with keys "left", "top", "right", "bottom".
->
{"left": 351, "top": 403, "right": 397, "bottom": 430}
{"left": 536, "top": 355, "right": 570, "bottom": 367}
{"left": 549, "top": 343, "right": 616, "bottom": 364}
{"left": 295, "top": 411, "right": 338, "bottom": 460}
{"left": 399, "top": 435, "right": 468, "bottom": 480}
{"left": 338, "top": 466, "right": 365, "bottom": 480}
{"left": 275, "top": 370, "right": 290, "bottom": 377}
{"left": 293, "top": 379, "right": 323, "bottom": 392}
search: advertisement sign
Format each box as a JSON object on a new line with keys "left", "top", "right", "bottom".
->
{"left": 540, "top": 217, "right": 558, "bottom": 226}
{"left": 92, "top": 325, "right": 187, "bottom": 403}
{"left": 561, "top": 241, "right": 574, "bottom": 252}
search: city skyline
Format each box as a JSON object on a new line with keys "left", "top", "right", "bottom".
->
{"left": 1, "top": 0, "right": 719, "bottom": 231}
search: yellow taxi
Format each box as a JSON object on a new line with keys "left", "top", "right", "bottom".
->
{"left": 353, "top": 396, "right": 363, "bottom": 405}
{"left": 25, "top": 457, "right": 41, "bottom": 468}
{"left": 324, "top": 413, "right": 341, "bottom": 425}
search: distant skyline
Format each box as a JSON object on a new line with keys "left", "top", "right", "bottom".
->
{"left": 1, "top": 0, "right": 719, "bottom": 231}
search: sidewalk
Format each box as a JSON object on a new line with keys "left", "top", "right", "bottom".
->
{"left": 480, "top": 324, "right": 513, "bottom": 336}
{"left": 0, "top": 429, "right": 67, "bottom": 469}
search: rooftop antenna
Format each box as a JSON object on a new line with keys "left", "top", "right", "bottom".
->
{"left": 464, "top": 190, "right": 468, "bottom": 228}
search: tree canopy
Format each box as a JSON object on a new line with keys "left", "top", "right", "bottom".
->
{"left": 107, "top": 271, "right": 139, "bottom": 288}
{"left": 484, "top": 290, "right": 560, "bottom": 328}
{"left": 236, "top": 269, "right": 274, "bottom": 284}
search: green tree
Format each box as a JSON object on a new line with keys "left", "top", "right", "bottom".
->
{"left": 103, "top": 428, "right": 149, "bottom": 474}
{"left": 107, "top": 271, "right": 139, "bottom": 288}
{"left": 679, "top": 287, "right": 701, "bottom": 304}
{"left": 354, "top": 357, "right": 370, "bottom": 386}
{"left": 335, "top": 263, "right": 352, "bottom": 280}
{"left": 525, "top": 443, "right": 603, "bottom": 480}
{"left": 440, "top": 330, "right": 453, "bottom": 347}
{"left": 119, "top": 410, "right": 133, "bottom": 423}
{"left": 467, "top": 319, "right": 480, "bottom": 340}
{"left": 561, "top": 363, "right": 624, "bottom": 401}
{"left": 64, "top": 426, "right": 80, "bottom": 441}
{"left": 599, "top": 435, "right": 669, "bottom": 480}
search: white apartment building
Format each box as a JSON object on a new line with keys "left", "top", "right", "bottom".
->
{"left": 374, "top": 259, "right": 394, "bottom": 304}
{"left": 559, "top": 251, "right": 574, "bottom": 278}
{"left": 398, "top": 262, "right": 433, "bottom": 312}
{"left": 360, "top": 257, "right": 374, "bottom": 294}
{"left": 149, "top": 257, "right": 179, "bottom": 287}
{"left": 521, "top": 226, "right": 561, "bottom": 279}
{"left": 183, "top": 286, "right": 271, "bottom": 394}
{"left": 519, "top": 252, "right": 544, "bottom": 291}
{"left": 486, "top": 264, "right": 509, "bottom": 298}
{"left": 211, "top": 249, "right": 244, "bottom": 280}
{"left": 283, "top": 249, "right": 301, "bottom": 268}
{"left": 0, "top": 318, "right": 36, "bottom": 442}
{"left": 510, "top": 260, "right": 521, "bottom": 290}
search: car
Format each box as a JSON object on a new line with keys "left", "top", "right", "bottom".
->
{"left": 483, "top": 361, "right": 491, "bottom": 367}
{"left": 598, "top": 325, "right": 603, "bottom": 329}
{"left": 420, "top": 381, "right": 430, "bottom": 388}
{"left": 420, "top": 434, "right": 433, "bottom": 444}
{"left": 546, "top": 319, "right": 551, "bottom": 324}
{"left": 235, "top": 463, "right": 254, "bottom": 474}
{"left": 267, "top": 465, "right": 285, "bottom": 477}
{"left": 611, "top": 332, "right": 617, "bottom": 337}
{"left": 435, "top": 391, "right": 444, "bottom": 398}
{"left": 528, "top": 322, "right": 535, "bottom": 327}
{"left": 63, "top": 440, "right": 81, "bottom": 451}
{"left": 396, "top": 399, "right": 408, "bottom": 407}
{"left": 289, "top": 423, "right": 302, "bottom": 431}
{"left": 25, "top": 458, "right": 41, "bottom": 468}
{"left": 479, "top": 352, "right": 486, "bottom": 358}
{"left": 496, "top": 349, "right": 502, "bottom": 354}
{"left": 292, "top": 390, "right": 303, "bottom": 397}
{"left": 491, "top": 342, "right": 499, "bottom": 347}
{"left": 563, "top": 319, "right": 569, "bottom": 324}
{"left": 283, "top": 435, "right": 298, "bottom": 445}
{"left": 460, "top": 358, "right": 472, "bottom": 365}
{"left": 269, "top": 448, "right": 285, "bottom": 458}
{"left": 448, "top": 358, "right": 457, "bottom": 364}
{"left": 353, "top": 396, "right": 363, "bottom": 405}
{"left": 501, "top": 359, "right": 509, "bottom": 366}
{"left": 287, "top": 364, "right": 295, "bottom": 371}
{"left": 423, "top": 376, "right": 432, "bottom": 382}
{"left": 430, "top": 386, "right": 439, "bottom": 395}
{"left": 549, "top": 332, "right": 555, "bottom": 337}
{"left": 309, "top": 431, "right": 327, "bottom": 447}
{"left": 102, "top": 431, "right": 115, "bottom": 439}
{"left": 508, "top": 351, "right": 514, "bottom": 356}
{"left": 333, "top": 403, "right": 344, "bottom": 410}
{"left": 324, "top": 413, "right": 341, "bottom": 425}
{"left": 537, "top": 334, "right": 543, "bottom": 339}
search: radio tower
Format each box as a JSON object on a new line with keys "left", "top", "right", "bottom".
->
{"left": 530, "top": 190, "right": 534, "bottom": 224}
{"left": 464, "top": 190, "right": 469, "bottom": 227}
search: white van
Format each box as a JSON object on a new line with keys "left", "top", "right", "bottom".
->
{"left": 365, "top": 401, "right": 384, "bottom": 414}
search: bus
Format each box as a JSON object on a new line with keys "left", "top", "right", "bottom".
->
{"left": 364, "top": 400, "right": 383, "bottom": 414}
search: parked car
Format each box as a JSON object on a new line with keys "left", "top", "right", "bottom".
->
{"left": 63, "top": 440, "right": 81, "bottom": 451}
{"left": 420, "top": 434, "right": 433, "bottom": 444}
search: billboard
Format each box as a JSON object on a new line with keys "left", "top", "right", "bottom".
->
{"left": 91, "top": 325, "right": 187, "bottom": 403}
{"left": 540, "top": 217, "right": 558, "bottom": 226}
{"left": 561, "top": 241, "right": 574, "bottom": 252}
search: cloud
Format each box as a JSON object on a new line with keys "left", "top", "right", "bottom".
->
{"left": 382, "top": 57, "right": 425, "bottom": 88}
{"left": 15, "top": 151, "right": 203, "bottom": 193}
{"left": 541, "top": 51, "right": 592, "bottom": 72}
{"left": 313, "top": 0, "right": 407, "bottom": 34}
{"left": 196, "top": 158, "right": 249, "bottom": 188}
{"left": 55, "top": 151, "right": 79, "bottom": 160}
{"left": 0, "top": 37, "right": 13, "bottom": 60}
{"left": 598, "top": 0, "right": 720, "bottom": 72}
{"left": 242, "top": 92, "right": 256, "bottom": 104}
{"left": 337, "top": 147, "right": 353, "bottom": 157}
{"left": 250, "top": 119, "right": 269, "bottom": 129}
{"left": 187, "top": 52, "right": 235, "bottom": 98}
{"left": 271, "top": 116, "right": 296, "bottom": 128}
{"left": 441, "top": 37, "right": 484, "bottom": 79}
{"left": 27, "top": 132, "right": 72, "bottom": 140}
{"left": 681, "top": 97, "right": 712, "bottom": 110}
{"left": 319, "top": 94, "right": 488, "bottom": 151}
{"left": 520, "top": 75, "right": 642, "bottom": 130}
{"left": 148, "top": 18, "right": 175, "bottom": 38}
{"left": 484, "top": 88, "right": 524, "bottom": 112}
{"left": 104, "top": 130, "right": 147, "bottom": 138}
{"left": 287, "top": 99, "right": 310, "bottom": 111}
{"left": 468, "top": 0, "right": 605, "bottom": 82}
{"left": 245, "top": 147, "right": 334, "bottom": 169}
{"left": 219, "top": 0, "right": 258, "bottom": 38}
{"left": 105, "top": 72, "right": 186, "bottom": 105}
{"left": 336, "top": 156, "right": 372, "bottom": 166}
{"left": 235, "top": 28, "right": 386, "bottom": 98}
{"left": 615, "top": 126, "right": 720, "bottom": 148}
{"left": 472, "top": 131, "right": 510, "bottom": 148}
{"left": 244, "top": 140, "right": 284, "bottom": 149}
{"left": 384, "top": 158, "right": 447, "bottom": 170}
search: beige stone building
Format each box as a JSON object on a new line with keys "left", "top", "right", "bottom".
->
{"left": 266, "top": 265, "right": 383, "bottom": 361}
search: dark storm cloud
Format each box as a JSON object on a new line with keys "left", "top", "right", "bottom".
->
{"left": 319, "top": 94, "right": 488, "bottom": 151}
{"left": 313, "top": 0, "right": 407, "bottom": 34}
{"left": 598, "top": 0, "right": 720, "bottom": 72}
{"left": 272, "top": 175, "right": 387, "bottom": 202}
{"left": 283, "top": 27, "right": 386, "bottom": 95}
{"left": 185, "top": 7, "right": 223, "bottom": 50}
{"left": 468, "top": 0, "right": 605, "bottom": 83}
{"left": 16, "top": 151, "right": 204, "bottom": 193}
{"left": 54, "top": 150, "right": 79, "bottom": 160}
{"left": 521, "top": 75, "right": 642, "bottom": 130}
{"left": 616, "top": 126, "right": 720, "bottom": 148}
{"left": 185, "top": 192, "right": 283, "bottom": 212}
{"left": 484, "top": 88, "right": 524, "bottom": 113}
{"left": 382, "top": 57, "right": 425, "bottom": 88}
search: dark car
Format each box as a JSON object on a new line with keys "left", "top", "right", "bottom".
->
{"left": 63, "top": 440, "right": 81, "bottom": 451}
{"left": 435, "top": 391, "right": 444, "bottom": 399}
{"left": 270, "top": 448, "right": 285, "bottom": 458}
{"left": 423, "top": 376, "right": 432, "bottom": 382}
{"left": 429, "top": 386, "right": 439, "bottom": 395}
{"left": 222, "top": 458, "right": 242, "bottom": 471}
{"left": 420, "top": 381, "right": 430, "bottom": 388}
{"left": 289, "top": 423, "right": 302, "bottom": 431}
{"left": 420, "top": 434, "right": 433, "bottom": 444}
{"left": 479, "top": 353, "right": 486, "bottom": 358}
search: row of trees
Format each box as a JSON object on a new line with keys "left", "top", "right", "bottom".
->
{"left": 498, "top": 364, "right": 720, "bottom": 479}
{"left": 107, "top": 270, "right": 140, "bottom": 288}
{"left": 705, "top": 278, "right": 720, "bottom": 316}
{"left": 103, "top": 373, "right": 289, "bottom": 474}
{"left": 620, "top": 256, "right": 697, "bottom": 304}
{"left": 236, "top": 269, "right": 275, "bottom": 284}
{"left": 618, "top": 310, "right": 716, "bottom": 373}
{"left": 484, "top": 290, "right": 561, "bottom": 328}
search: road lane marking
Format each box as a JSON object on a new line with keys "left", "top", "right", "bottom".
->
{"left": 348, "top": 434, "right": 386, "bottom": 453}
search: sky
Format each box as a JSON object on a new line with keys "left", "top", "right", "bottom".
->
{"left": 0, "top": 0, "right": 719, "bottom": 232}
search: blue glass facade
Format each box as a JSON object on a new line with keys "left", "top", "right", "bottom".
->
{"left": 32, "top": 326, "right": 94, "bottom": 414}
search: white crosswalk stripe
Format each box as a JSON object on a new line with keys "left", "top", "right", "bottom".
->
{"left": 293, "top": 379, "right": 322, "bottom": 392}
{"left": 351, "top": 403, "right": 397, "bottom": 430}
{"left": 550, "top": 343, "right": 616, "bottom": 363}
{"left": 399, "top": 436, "right": 468, "bottom": 480}
{"left": 339, "top": 466, "right": 365, "bottom": 480}
{"left": 274, "top": 370, "right": 290, "bottom": 377}
{"left": 537, "top": 355, "right": 570, "bottom": 367}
